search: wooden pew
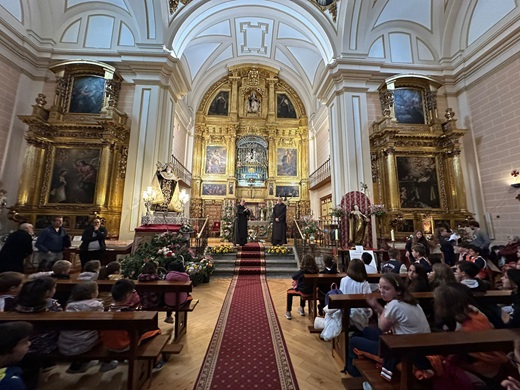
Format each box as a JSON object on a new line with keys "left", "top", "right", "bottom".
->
{"left": 303, "top": 273, "right": 399, "bottom": 324}
{"left": 0, "top": 311, "right": 164, "bottom": 390}
{"left": 326, "top": 290, "right": 514, "bottom": 367}
{"left": 377, "top": 328, "right": 519, "bottom": 389}
{"left": 55, "top": 279, "right": 197, "bottom": 342}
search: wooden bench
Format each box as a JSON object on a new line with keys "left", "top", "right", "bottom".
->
{"left": 55, "top": 279, "right": 197, "bottom": 342}
{"left": 0, "top": 311, "right": 166, "bottom": 390}
{"left": 303, "top": 273, "right": 401, "bottom": 325}
{"left": 326, "top": 290, "right": 514, "bottom": 366}
{"left": 378, "top": 328, "right": 519, "bottom": 389}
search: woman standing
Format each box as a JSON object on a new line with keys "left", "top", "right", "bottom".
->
{"left": 405, "top": 230, "right": 430, "bottom": 263}
{"left": 79, "top": 218, "right": 107, "bottom": 270}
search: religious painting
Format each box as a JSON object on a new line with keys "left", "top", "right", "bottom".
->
{"left": 205, "top": 146, "right": 227, "bottom": 175}
{"left": 393, "top": 88, "right": 425, "bottom": 124}
{"left": 397, "top": 219, "right": 415, "bottom": 233}
{"left": 75, "top": 215, "right": 92, "bottom": 230}
{"left": 276, "top": 185, "right": 299, "bottom": 198}
{"left": 277, "top": 94, "right": 296, "bottom": 119}
{"left": 277, "top": 148, "right": 297, "bottom": 176}
{"left": 228, "top": 182, "right": 234, "bottom": 195}
{"left": 48, "top": 147, "right": 100, "bottom": 204}
{"left": 208, "top": 91, "right": 229, "bottom": 116}
{"left": 35, "top": 215, "right": 71, "bottom": 229}
{"left": 422, "top": 217, "right": 433, "bottom": 235}
{"left": 202, "top": 183, "right": 227, "bottom": 196}
{"left": 68, "top": 76, "right": 105, "bottom": 114}
{"left": 397, "top": 156, "right": 440, "bottom": 209}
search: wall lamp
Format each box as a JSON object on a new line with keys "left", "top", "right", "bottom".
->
{"left": 511, "top": 170, "right": 520, "bottom": 188}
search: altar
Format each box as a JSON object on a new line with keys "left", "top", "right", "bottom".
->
{"left": 247, "top": 221, "right": 270, "bottom": 240}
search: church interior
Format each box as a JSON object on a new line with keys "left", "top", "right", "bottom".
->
{"left": 1, "top": 1, "right": 520, "bottom": 389}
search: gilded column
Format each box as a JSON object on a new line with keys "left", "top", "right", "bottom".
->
{"left": 95, "top": 143, "right": 112, "bottom": 206}
{"left": 300, "top": 128, "right": 310, "bottom": 201}
{"left": 267, "top": 78, "right": 276, "bottom": 123}
{"left": 451, "top": 149, "right": 468, "bottom": 212}
{"left": 18, "top": 141, "right": 46, "bottom": 206}
{"left": 229, "top": 72, "right": 240, "bottom": 122}
{"left": 268, "top": 134, "right": 276, "bottom": 179}
{"left": 384, "top": 146, "right": 399, "bottom": 211}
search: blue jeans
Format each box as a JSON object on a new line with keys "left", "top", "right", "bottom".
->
{"left": 347, "top": 326, "right": 382, "bottom": 376}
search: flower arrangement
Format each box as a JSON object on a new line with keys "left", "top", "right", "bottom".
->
{"left": 369, "top": 204, "right": 387, "bottom": 218}
{"left": 330, "top": 206, "right": 347, "bottom": 218}
{"left": 266, "top": 246, "right": 292, "bottom": 255}
{"left": 120, "top": 231, "right": 213, "bottom": 283}
{"left": 221, "top": 205, "right": 235, "bottom": 241}
{"left": 210, "top": 245, "right": 235, "bottom": 255}
{"left": 302, "top": 216, "right": 320, "bottom": 235}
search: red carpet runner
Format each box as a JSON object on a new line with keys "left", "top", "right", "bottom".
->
{"left": 194, "top": 243, "right": 299, "bottom": 390}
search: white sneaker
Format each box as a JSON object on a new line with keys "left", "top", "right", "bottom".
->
{"left": 362, "top": 382, "right": 373, "bottom": 390}
{"left": 285, "top": 311, "right": 292, "bottom": 320}
{"left": 297, "top": 307, "right": 305, "bottom": 316}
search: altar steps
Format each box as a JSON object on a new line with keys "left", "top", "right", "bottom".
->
{"left": 211, "top": 251, "right": 298, "bottom": 278}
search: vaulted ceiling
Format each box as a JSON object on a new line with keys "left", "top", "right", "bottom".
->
{"left": 0, "top": 0, "right": 518, "bottom": 112}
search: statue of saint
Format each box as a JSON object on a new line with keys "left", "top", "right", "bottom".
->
{"left": 349, "top": 204, "right": 368, "bottom": 245}
{"left": 151, "top": 162, "right": 182, "bottom": 212}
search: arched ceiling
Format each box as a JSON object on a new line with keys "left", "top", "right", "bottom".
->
{"left": 0, "top": 0, "right": 519, "bottom": 112}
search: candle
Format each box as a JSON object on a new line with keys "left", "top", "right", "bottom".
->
{"left": 390, "top": 229, "right": 395, "bottom": 242}
{"left": 335, "top": 229, "right": 339, "bottom": 241}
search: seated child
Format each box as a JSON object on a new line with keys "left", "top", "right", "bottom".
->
{"left": 381, "top": 248, "right": 407, "bottom": 274}
{"left": 77, "top": 260, "right": 101, "bottom": 281}
{"left": 15, "top": 277, "right": 62, "bottom": 388}
{"left": 285, "top": 254, "right": 318, "bottom": 320}
{"left": 98, "top": 261, "right": 122, "bottom": 280}
{"left": 0, "top": 272, "right": 24, "bottom": 312}
{"left": 100, "top": 280, "right": 163, "bottom": 370}
{"left": 28, "top": 260, "right": 72, "bottom": 280}
{"left": 164, "top": 261, "right": 190, "bottom": 323}
{"left": 58, "top": 281, "right": 115, "bottom": 373}
{"left": 0, "top": 321, "right": 32, "bottom": 390}
{"left": 137, "top": 262, "right": 161, "bottom": 309}
{"left": 455, "top": 261, "right": 487, "bottom": 292}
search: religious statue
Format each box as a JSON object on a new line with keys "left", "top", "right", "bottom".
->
{"left": 247, "top": 92, "right": 260, "bottom": 113}
{"left": 349, "top": 204, "right": 368, "bottom": 245}
{"left": 151, "top": 162, "right": 182, "bottom": 212}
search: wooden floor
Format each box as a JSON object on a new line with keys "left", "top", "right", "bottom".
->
{"left": 38, "top": 276, "right": 347, "bottom": 390}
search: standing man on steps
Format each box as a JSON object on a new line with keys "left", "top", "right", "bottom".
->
{"left": 271, "top": 197, "right": 287, "bottom": 245}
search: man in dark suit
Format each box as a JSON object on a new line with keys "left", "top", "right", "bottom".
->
{"left": 0, "top": 223, "right": 34, "bottom": 273}
{"left": 271, "top": 197, "right": 287, "bottom": 245}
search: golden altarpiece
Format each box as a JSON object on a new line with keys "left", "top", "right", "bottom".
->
{"left": 370, "top": 75, "right": 472, "bottom": 239}
{"left": 15, "top": 60, "right": 129, "bottom": 237}
{"left": 191, "top": 65, "right": 310, "bottom": 239}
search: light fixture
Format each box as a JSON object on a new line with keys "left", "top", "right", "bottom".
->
{"left": 179, "top": 189, "right": 190, "bottom": 220}
{"left": 142, "top": 186, "right": 156, "bottom": 218}
{"left": 511, "top": 170, "right": 520, "bottom": 188}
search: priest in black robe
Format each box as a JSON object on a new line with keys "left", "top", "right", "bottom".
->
{"left": 233, "top": 199, "right": 250, "bottom": 246}
{"left": 271, "top": 197, "right": 287, "bottom": 245}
